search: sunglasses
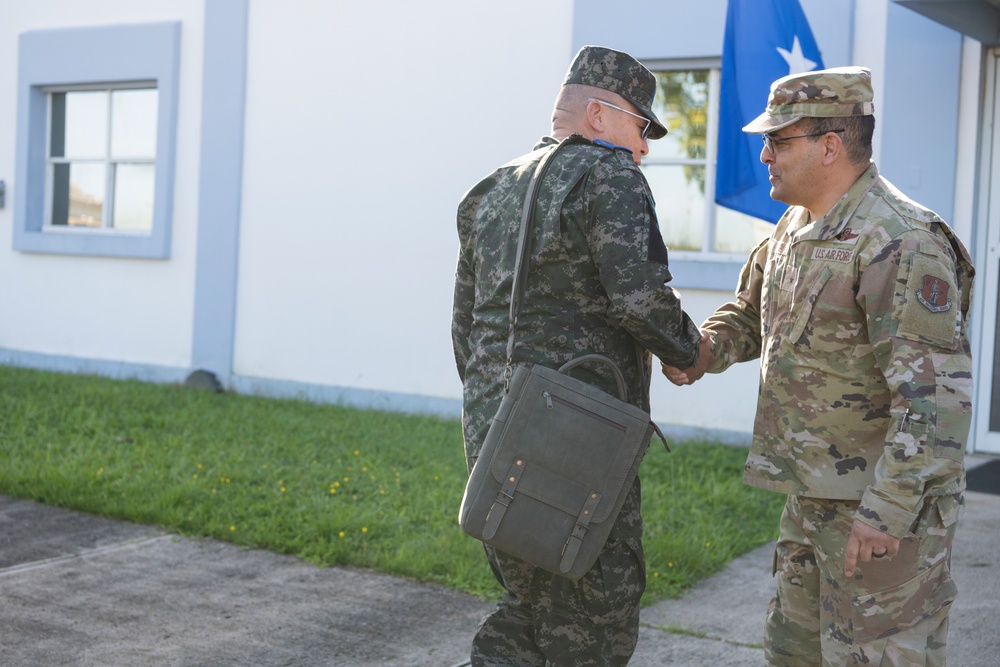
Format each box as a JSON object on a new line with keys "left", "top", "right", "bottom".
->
{"left": 588, "top": 98, "right": 652, "bottom": 141}
{"left": 762, "top": 129, "right": 844, "bottom": 155}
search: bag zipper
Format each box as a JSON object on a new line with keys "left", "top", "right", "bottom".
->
{"left": 541, "top": 391, "right": 626, "bottom": 431}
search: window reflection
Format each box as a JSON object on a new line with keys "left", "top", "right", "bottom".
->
{"left": 113, "top": 164, "right": 155, "bottom": 231}
{"left": 47, "top": 86, "right": 157, "bottom": 232}
{"left": 111, "top": 89, "right": 158, "bottom": 158}
{"left": 51, "top": 91, "right": 107, "bottom": 159}
{"left": 51, "top": 163, "right": 105, "bottom": 227}
{"left": 642, "top": 68, "right": 772, "bottom": 255}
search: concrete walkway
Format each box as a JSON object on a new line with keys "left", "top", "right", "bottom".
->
{"left": 1, "top": 457, "right": 997, "bottom": 666}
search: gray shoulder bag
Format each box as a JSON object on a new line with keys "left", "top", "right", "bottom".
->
{"left": 459, "top": 139, "right": 668, "bottom": 581}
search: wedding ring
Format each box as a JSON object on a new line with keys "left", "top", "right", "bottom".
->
{"left": 872, "top": 550, "right": 887, "bottom": 559}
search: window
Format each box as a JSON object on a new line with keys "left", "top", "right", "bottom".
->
{"left": 642, "top": 65, "right": 773, "bottom": 258}
{"left": 15, "top": 22, "right": 179, "bottom": 258}
{"left": 47, "top": 86, "right": 158, "bottom": 233}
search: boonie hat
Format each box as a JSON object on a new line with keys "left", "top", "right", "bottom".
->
{"left": 563, "top": 45, "right": 668, "bottom": 140}
{"left": 743, "top": 66, "right": 875, "bottom": 134}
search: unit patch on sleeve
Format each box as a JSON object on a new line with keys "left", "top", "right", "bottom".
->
{"left": 916, "top": 275, "right": 952, "bottom": 313}
{"left": 895, "top": 251, "right": 960, "bottom": 348}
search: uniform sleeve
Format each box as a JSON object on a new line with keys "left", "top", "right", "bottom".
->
{"left": 586, "top": 163, "right": 700, "bottom": 368}
{"left": 701, "top": 237, "right": 768, "bottom": 371}
{"left": 855, "top": 233, "right": 973, "bottom": 538}
{"left": 451, "top": 192, "right": 480, "bottom": 382}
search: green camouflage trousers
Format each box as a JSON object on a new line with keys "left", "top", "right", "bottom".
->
{"left": 766, "top": 494, "right": 962, "bottom": 667}
{"left": 470, "top": 481, "right": 645, "bottom": 667}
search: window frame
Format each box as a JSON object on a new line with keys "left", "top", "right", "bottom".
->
{"left": 44, "top": 82, "right": 159, "bottom": 234}
{"left": 642, "top": 57, "right": 763, "bottom": 291}
{"left": 14, "top": 22, "right": 180, "bottom": 258}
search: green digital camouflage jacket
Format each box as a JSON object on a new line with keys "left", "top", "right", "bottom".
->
{"left": 703, "top": 163, "right": 974, "bottom": 539}
{"left": 452, "top": 135, "right": 700, "bottom": 465}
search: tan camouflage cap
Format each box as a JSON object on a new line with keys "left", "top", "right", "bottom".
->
{"left": 743, "top": 66, "right": 875, "bottom": 134}
{"left": 563, "top": 45, "right": 667, "bottom": 140}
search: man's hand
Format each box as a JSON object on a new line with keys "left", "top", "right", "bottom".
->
{"left": 662, "top": 330, "right": 713, "bottom": 386}
{"left": 844, "top": 519, "right": 901, "bottom": 577}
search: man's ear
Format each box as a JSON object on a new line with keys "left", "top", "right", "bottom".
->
{"left": 585, "top": 99, "right": 605, "bottom": 134}
{"left": 822, "top": 131, "right": 844, "bottom": 165}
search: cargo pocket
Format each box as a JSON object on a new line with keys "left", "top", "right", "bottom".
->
{"left": 851, "top": 555, "right": 957, "bottom": 643}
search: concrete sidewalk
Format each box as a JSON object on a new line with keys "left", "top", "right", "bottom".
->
{"left": 1, "top": 459, "right": 997, "bottom": 666}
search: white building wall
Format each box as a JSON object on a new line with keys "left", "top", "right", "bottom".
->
{"left": 0, "top": 0, "right": 205, "bottom": 368}
{"left": 0, "top": 0, "right": 981, "bottom": 446}
{"left": 233, "top": 0, "right": 574, "bottom": 400}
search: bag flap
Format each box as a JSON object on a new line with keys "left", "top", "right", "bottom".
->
{"left": 486, "top": 363, "right": 650, "bottom": 524}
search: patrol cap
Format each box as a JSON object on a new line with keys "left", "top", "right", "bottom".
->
{"left": 563, "top": 45, "right": 668, "bottom": 140}
{"left": 743, "top": 66, "right": 875, "bottom": 134}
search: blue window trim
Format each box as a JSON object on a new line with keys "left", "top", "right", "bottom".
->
{"left": 14, "top": 22, "right": 180, "bottom": 258}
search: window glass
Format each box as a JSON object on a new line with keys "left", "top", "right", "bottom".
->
{"left": 52, "top": 91, "right": 108, "bottom": 159}
{"left": 111, "top": 89, "right": 158, "bottom": 158}
{"left": 644, "top": 164, "right": 704, "bottom": 252}
{"left": 643, "top": 67, "right": 773, "bottom": 256}
{"left": 45, "top": 86, "right": 156, "bottom": 233}
{"left": 113, "top": 164, "right": 155, "bottom": 231}
{"left": 51, "top": 162, "right": 105, "bottom": 227}
{"left": 648, "top": 71, "right": 708, "bottom": 162}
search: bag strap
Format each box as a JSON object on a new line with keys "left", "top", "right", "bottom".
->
{"left": 502, "top": 138, "right": 670, "bottom": 453}
{"left": 501, "top": 140, "right": 636, "bottom": 399}
{"left": 504, "top": 140, "right": 569, "bottom": 389}
{"left": 557, "top": 354, "right": 627, "bottom": 401}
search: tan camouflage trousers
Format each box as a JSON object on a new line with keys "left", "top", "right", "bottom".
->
{"left": 469, "top": 483, "right": 645, "bottom": 667}
{"left": 765, "top": 495, "right": 960, "bottom": 667}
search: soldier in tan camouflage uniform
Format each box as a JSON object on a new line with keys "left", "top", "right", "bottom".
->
{"left": 452, "top": 45, "right": 701, "bottom": 666}
{"left": 663, "top": 67, "right": 974, "bottom": 666}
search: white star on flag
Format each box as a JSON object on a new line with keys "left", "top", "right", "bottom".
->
{"left": 716, "top": 0, "right": 825, "bottom": 222}
{"left": 777, "top": 35, "right": 817, "bottom": 74}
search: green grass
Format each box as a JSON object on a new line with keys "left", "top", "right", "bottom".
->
{"left": 0, "top": 364, "right": 784, "bottom": 604}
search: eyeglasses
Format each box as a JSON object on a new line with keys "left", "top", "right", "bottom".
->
{"left": 762, "top": 129, "right": 844, "bottom": 155}
{"left": 588, "top": 98, "right": 652, "bottom": 140}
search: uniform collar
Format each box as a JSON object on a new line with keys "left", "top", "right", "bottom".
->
{"left": 790, "top": 162, "right": 880, "bottom": 243}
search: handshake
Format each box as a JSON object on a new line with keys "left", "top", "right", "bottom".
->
{"left": 661, "top": 330, "right": 713, "bottom": 386}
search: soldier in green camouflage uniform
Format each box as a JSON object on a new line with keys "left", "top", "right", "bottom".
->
{"left": 452, "top": 46, "right": 701, "bottom": 666}
{"left": 663, "top": 67, "right": 974, "bottom": 666}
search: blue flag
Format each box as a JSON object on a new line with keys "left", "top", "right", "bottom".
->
{"left": 715, "top": 0, "right": 824, "bottom": 222}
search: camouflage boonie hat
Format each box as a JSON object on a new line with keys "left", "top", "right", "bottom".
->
{"left": 563, "top": 45, "right": 667, "bottom": 140}
{"left": 743, "top": 66, "right": 875, "bottom": 134}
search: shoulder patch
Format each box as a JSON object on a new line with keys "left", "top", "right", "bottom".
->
{"left": 915, "top": 275, "right": 953, "bottom": 313}
{"left": 895, "top": 251, "right": 960, "bottom": 348}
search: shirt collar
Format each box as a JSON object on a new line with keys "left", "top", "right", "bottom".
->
{"left": 790, "top": 162, "right": 879, "bottom": 243}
